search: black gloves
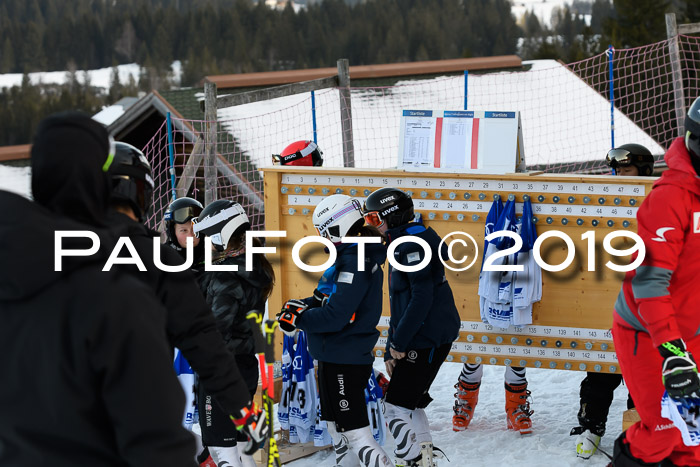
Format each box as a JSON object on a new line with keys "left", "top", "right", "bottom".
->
{"left": 659, "top": 339, "right": 700, "bottom": 401}
{"left": 276, "top": 299, "right": 308, "bottom": 336}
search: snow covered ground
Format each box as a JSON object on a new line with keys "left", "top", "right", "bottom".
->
{"left": 287, "top": 360, "right": 626, "bottom": 467}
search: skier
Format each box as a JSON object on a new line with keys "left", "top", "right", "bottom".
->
{"left": 276, "top": 194, "right": 394, "bottom": 467}
{"left": 571, "top": 143, "right": 654, "bottom": 459}
{"left": 610, "top": 96, "right": 700, "bottom": 466}
{"left": 105, "top": 144, "right": 267, "bottom": 465}
{"left": 193, "top": 200, "right": 275, "bottom": 467}
{"left": 164, "top": 196, "right": 205, "bottom": 262}
{"left": 0, "top": 112, "right": 197, "bottom": 466}
{"left": 454, "top": 195, "right": 536, "bottom": 436}
{"left": 272, "top": 140, "right": 324, "bottom": 166}
{"left": 363, "top": 187, "right": 460, "bottom": 466}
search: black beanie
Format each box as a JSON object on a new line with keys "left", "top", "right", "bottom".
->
{"left": 31, "top": 111, "right": 112, "bottom": 226}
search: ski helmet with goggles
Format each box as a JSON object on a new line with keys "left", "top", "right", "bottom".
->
{"left": 605, "top": 143, "right": 654, "bottom": 176}
{"left": 362, "top": 188, "right": 414, "bottom": 229}
{"left": 685, "top": 96, "right": 700, "bottom": 160}
{"left": 192, "top": 200, "right": 250, "bottom": 252}
{"left": 272, "top": 140, "right": 323, "bottom": 166}
{"left": 313, "top": 194, "right": 364, "bottom": 243}
{"left": 164, "top": 197, "right": 203, "bottom": 249}
{"left": 108, "top": 142, "right": 154, "bottom": 222}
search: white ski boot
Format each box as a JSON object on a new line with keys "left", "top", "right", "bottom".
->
{"left": 572, "top": 427, "right": 601, "bottom": 459}
{"left": 395, "top": 442, "right": 447, "bottom": 467}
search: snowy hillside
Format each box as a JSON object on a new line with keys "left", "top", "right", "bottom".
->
{"left": 511, "top": 0, "right": 594, "bottom": 27}
{"left": 0, "top": 61, "right": 182, "bottom": 92}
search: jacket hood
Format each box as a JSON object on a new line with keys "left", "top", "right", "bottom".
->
{"left": 0, "top": 191, "right": 112, "bottom": 301}
{"left": 655, "top": 137, "right": 700, "bottom": 197}
{"left": 31, "top": 112, "right": 113, "bottom": 227}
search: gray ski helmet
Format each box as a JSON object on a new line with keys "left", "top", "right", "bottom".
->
{"left": 605, "top": 143, "right": 654, "bottom": 176}
{"left": 164, "top": 197, "right": 203, "bottom": 249}
{"left": 192, "top": 200, "right": 250, "bottom": 252}
{"left": 108, "top": 142, "right": 154, "bottom": 221}
{"left": 685, "top": 96, "right": 700, "bottom": 160}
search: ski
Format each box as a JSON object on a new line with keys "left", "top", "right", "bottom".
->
{"left": 247, "top": 311, "right": 281, "bottom": 467}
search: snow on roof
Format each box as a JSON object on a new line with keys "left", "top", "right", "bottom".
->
{"left": 0, "top": 165, "right": 31, "bottom": 199}
{"left": 216, "top": 59, "right": 663, "bottom": 172}
{"left": 93, "top": 105, "right": 126, "bottom": 126}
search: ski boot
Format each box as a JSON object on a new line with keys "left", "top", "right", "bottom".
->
{"left": 452, "top": 381, "right": 480, "bottom": 431}
{"left": 197, "top": 447, "right": 217, "bottom": 467}
{"left": 571, "top": 426, "right": 602, "bottom": 459}
{"left": 505, "top": 382, "right": 533, "bottom": 435}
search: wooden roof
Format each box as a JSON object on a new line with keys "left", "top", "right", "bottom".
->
{"left": 203, "top": 55, "right": 522, "bottom": 89}
{"left": 0, "top": 144, "right": 31, "bottom": 162}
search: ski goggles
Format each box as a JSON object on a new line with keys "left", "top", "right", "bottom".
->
{"left": 363, "top": 211, "right": 384, "bottom": 227}
{"left": 605, "top": 148, "right": 635, "bottom": 168}
{"left": 272, "top": 152, "right": 309, "bottom": 166}
{"left": 167, "top": 205, "right": 203, "bottom": 224}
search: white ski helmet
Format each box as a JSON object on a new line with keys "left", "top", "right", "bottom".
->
{"left": 192, "top": 200, "right": 250, "bottom": 251}
{"left": 313, "top": 194, "right": 363, "bottom": 243}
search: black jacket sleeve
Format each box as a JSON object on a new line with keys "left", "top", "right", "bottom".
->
{"left": 88, "top": 276, "right": 198, "bottom": 467}
{"left": 157, "top": 245, "right": 253, "bottom": 414}
{"left": 205, "top": 269, "right": 257, "bottom": 357}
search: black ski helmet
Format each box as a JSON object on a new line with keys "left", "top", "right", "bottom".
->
{"left": 362, "top": 187, "right": 414, "bottom": 229}
{"left": 192, "top": 200, "right": 250, "bottom": 252}
{"left": 108, "top": 142, "right": 154, "bottom": 221}
{"left": 605, "top": 143, "right": 654, "bottom": 176}
{"left": 685, "top": 96, "right": 700, "bottom": 160}
{"left": 164, "top": 196, "right": 203, "bottom": 249}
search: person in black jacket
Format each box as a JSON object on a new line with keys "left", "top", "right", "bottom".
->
{"left": 570, "top": 144, "right": 652, "bottom": 460}
{"left": 193, "top": 199, "right": 275, "bottom": 467}
{"left": 0, "top": 113, "right": 196, "bottom": 467}
{"left": 103, "top": 142, "right": 267, "bottom": 464}
{"left": 276, "top": 194, "right": 394, "bottom": 467}
{"left": 363, "top": 187, "right": 460, "bottom": 467}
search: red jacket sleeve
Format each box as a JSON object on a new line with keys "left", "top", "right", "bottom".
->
{"left": 632, "top": 184, "right": 690, "bottom": 347}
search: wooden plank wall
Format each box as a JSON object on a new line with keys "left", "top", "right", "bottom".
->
{"left": 263, "top": 167, "right": 656, "bottom": 375}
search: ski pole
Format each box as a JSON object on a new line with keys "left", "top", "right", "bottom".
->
{"left": 263, "top": 319, "right": 281, "bottom": 467}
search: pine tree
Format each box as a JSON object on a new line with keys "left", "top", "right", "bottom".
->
{"left": 611, "top": 0, "right": 671, "bottom": 47}
{"left": 1, "top": 38, "right": 15, "bottom": 73}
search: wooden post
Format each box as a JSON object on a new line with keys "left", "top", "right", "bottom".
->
{"left": 175, "top": 137, "right": 204, "bottom": 198}
{"left": 337, "top": 59, "right": 355, "bottom": 168}
{"left": 666, "top": 13, "right": 687, "bottom": 138}
{"left": 204, "top": 82, "right": 218, "bottom": 205}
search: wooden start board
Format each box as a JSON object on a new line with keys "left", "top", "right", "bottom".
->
{"left": 263, "top": 167, "right": 656, "bottom": 374}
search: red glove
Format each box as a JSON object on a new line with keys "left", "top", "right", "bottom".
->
{"left": 230, "top": 401, "right": 269, "bottom": 455}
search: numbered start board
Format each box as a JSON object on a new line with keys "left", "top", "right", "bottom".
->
{"left": 398, "top": 110, "right": 525, "bottom": 174}
{"left": 263, "top": 167, "right": 655, "bottom": 374}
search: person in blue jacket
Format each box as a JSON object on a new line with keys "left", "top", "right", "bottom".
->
{"left": 363, "top": 187, "right": 460, "bottom": 467}
{"left": 277, "top": 194, "right": 393, "bottom": 467}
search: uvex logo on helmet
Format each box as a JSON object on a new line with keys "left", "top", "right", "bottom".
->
{"left": 316, "top": 207, "right": 330, "bottom": 218}
{"left": 381, "top": 205, "right": 399, "bottom": 216}
{"left": 317, "top": 217, "right": 334, "bottom": 232}
{"left": 379, "top": 196, "right": 395, "bottom": 204}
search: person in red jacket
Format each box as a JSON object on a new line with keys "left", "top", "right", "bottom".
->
{"left": 611, "top": 96, "right": 700, "bottom": 466}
